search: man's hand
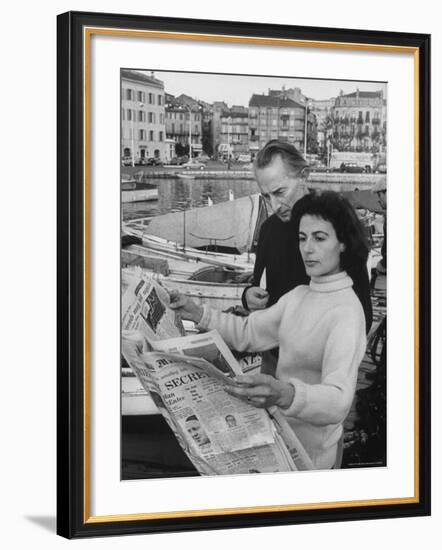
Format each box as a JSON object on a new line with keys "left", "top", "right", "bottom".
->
{"left": 245, "top": 287, "right": 269, "bottom": 311}
{"left": 225, "top": 374, "right": 294, "bottom": 409}
{"left": 169, "top": 291, "right": 204, "bottom": 323}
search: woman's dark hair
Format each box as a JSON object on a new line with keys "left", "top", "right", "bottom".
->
{"left": 291, "top": 190, "right": 369, "bottom": 271}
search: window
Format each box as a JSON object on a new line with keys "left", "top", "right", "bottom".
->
{"left": 122, "top": 108, "right": 125, "bottom": 121}
{"left": 127, "top": 109, "right": 134, "bottom": 121}
{"left": 159, "top": 131, "right": 164, "bottom": 142}
{"left": 148, "top": 112, "right": 155, "bottom": 124}
{"left": 149, "top": 130, "right": 154, "bottom": 141}
{"left": 148, "top": 93, "right": 154, "bottom": 104}
{"left": 138, "top": 111, "right": 145, "bottom": 122}
{"left": 139, "top": 129, "right": 146, "bottom": 140}
{"left": 171, "top": 123, "right": 175, "bottom": 133}
{"left": 160, "top": 114, "right": 164, "bottom": 124}
{"left": 137, "top": 91, "right": 145, "bottom": 103}
{"left": 158, "top": 94, "right": 163, "bottom": 105}
{"left": 126, "top": 89, "right": 133, "bottom": 100}
{"left": 365, "top": 111, "right": 370, "bottom": 122}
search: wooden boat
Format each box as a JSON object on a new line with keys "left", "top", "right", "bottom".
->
{"left": 122, "top": 188, "right": 158, "bottom": 203}
{"left": 143, "top": 193, "right": 266, "bottom": 253}
{"left": 176, "top": 172, "right": 196, "bottom": 180}
{"left": 121, "top": 195, "right": 266, "bottom": 416}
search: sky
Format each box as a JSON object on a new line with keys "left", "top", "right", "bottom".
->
{"left": 136, "top": 69, "right": 387, "bottom": 107}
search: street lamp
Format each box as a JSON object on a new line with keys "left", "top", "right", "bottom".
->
{"left": 304, "top": 99, "right": 312, "bottom": 158}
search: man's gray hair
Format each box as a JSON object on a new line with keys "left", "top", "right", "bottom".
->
{"left": 255, "top": 139, "right": 308, "bottom": 175}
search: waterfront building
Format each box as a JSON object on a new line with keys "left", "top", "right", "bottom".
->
{"left": 164, "top": 138, "right": 176, "bottom": 163}
{"left": 211, "top": 101, "right": 228, "bottom": 159}
{"left": 331, "top": 89, "right": 387, "bottom": 153}
{"left": 248, "top": 89, "right": 316, "bottom": 155}
{"left": 121, "top": 70, "right": 167, "bottom": 163}
{"left": 219, "top": 106, "right": 249, "bottom": 160}
{"left": 165, "top": 95, "right": 203, "bottom": 158}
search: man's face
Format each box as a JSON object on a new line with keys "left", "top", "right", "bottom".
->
{"left": 225, "top": 415, "right": 237, "bottom": 428}
{"left": 186, "top": 420, "right": 209, "bottom": 445}
{"left": 255, "top": 155, "right": 307, "bottom": 222}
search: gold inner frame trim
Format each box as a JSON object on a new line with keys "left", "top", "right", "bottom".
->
{"left": 82, "top": 26, "right": 420, "bottom": 524}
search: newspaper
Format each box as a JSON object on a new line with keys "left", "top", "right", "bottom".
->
{"left": 121, "top": 269, "right": 185, "bottom": 342}
{"left": 122, "top": 329, "right": 313, "bottom": 475}
{"left": 121, "top": 272, "right": 313, "bottom": 475}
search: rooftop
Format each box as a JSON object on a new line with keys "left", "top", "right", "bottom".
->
{"left": 249, "top": 94, "right": 304, "bottom": 109}
{"left": 121, "top": 70, "right": 164, "bottom": 89}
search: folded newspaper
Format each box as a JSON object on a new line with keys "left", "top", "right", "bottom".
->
{"left": 122, "top": 270, "right": 313, "bottom": 475}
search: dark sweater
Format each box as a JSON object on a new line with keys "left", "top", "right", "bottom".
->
{"left": 242, "top": 214, "right": 373, "bottom": 333}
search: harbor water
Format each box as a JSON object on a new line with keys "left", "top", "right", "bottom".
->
{"left": 123, "top": 178, "right": 260, "bottom": 221}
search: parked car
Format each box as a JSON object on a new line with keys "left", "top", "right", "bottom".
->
{"left": 236, "top": 153, "right": 251, "bottom": 163}
{"left": 374, "top": 163, "right": 387, "bottom": 173}
{"left": 168, "top": 157, "right": 181, "bottom": 165}
{"left": 309, "top": 164, "right": 330, "bottom": 173}
{"left": 122, "top": 156, "right": 133, "bottom": 166}
{"left": 340, "top": 162, "right": 366, "bottom": 173}
{"left": 134, "top": 157, "right": 149, "bottom": 166}
{"left": 198, "top": 153, "right": 210, "bottom": 163}
{"left": 146, "top": 157, "right": 163, "bottom": 166}
{"left": 181, "top": 161, "right": 206, "bottom": 170}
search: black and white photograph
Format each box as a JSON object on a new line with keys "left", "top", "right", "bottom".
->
{"left": 120, "top": 69, "right": 388, "bottom": 480}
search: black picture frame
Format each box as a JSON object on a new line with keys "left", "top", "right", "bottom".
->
{"left": 57, "top": 10, "right": 431, "bottom": 539}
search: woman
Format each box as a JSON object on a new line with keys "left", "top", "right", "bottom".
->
{"left": 170, "top": 191, "right": 368, "bottom": 470}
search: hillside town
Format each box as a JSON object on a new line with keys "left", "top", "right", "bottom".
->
{"left": 121, "top": 69, "right": 387, "bottom": 171}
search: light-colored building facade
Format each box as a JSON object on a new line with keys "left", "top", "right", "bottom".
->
{"left": 165, "top": 97, "right": 203, "bottom": 157}
{"left": 248, "top": 92, "right": 311, "bottom": 155}
{"left": 211, "top": 101, "right": 228, "bottom": 158}
{"left": 121, "top": 70, "right": 167, "bottom": 162}
{"left": 331, "top": 89, "right": 387, "bottom": 153}
{"left": 218, "top": 106, "right": 249, "bottom": 159}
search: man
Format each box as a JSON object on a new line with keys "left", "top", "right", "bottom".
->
{"left": 242, "top": 140, "right": 372, "bottom": 373}
{"left": 225, "top": 414, "right": 237, "bottom": 428}
{"left": 242, "top": 140, "right": 311, "bottom": 311}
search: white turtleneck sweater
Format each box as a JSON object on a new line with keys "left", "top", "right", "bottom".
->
{"left": 197, "top": 271, "right": 367, "bottom": 469}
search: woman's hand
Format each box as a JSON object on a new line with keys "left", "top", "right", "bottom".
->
{"left": 169, "top": 290, "right": 204, "bottom": 324}
{"left": 225, "top": 374, "right": 294, "bottom": 409}
{"left": 245, "top": 286, "right": 269, "bottom": 311}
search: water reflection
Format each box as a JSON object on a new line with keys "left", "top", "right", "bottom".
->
{"left": 123, "top": 178, "right": 260, "bottom": 221}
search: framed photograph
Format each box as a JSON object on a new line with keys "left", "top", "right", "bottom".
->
{"left": 57, "top": 11, "right": 431, "bottom": 538}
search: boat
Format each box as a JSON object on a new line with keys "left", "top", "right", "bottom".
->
{"left": 121, "top": 176, "right": 159, "bottom": 203}
{"left": 121, "top": 194, "right": 265, "bottom": 417}
{"left": 141, "top": 193, "right": 266, "bottom": 253}
{"left": 122, "top": 188, "right": 158, "bottom": 203}
{"left": 121, "top": 179, "right": 137, "bottom": 190}
{"left": 176, "top": 172, "right": 196, "bottom": 180}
